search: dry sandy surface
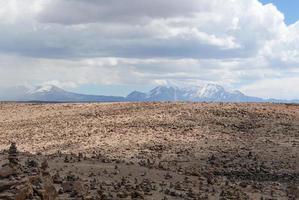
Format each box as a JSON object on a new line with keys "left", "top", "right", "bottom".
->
{"left": 0, "top": 102, "right": 298, "bottom": 199}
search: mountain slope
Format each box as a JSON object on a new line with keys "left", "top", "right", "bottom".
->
{"left": 26, "top": 85, "right": 125, "bottom": 102}
{"left": 0, "top": 84, "right": 298, "bottom": 103}
{"left": 1, "top": 85, "right": 125, "bottom": 102}
{"left": 126, "top": 84, "right": 264, "bottom": 102}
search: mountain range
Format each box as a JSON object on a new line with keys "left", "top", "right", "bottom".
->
{"left": 126, "top": 84, "right": 263, "bottom": 102}
{"left": 0, "top": 84, "right": 298, "bottom": 103}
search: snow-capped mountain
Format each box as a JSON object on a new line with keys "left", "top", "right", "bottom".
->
{"left": 0, "top": 83, "right": 298, "bottom": 103}
{"left": 126, "top": 84, "right": 264, "bottom": 102}
{"left": 27, "top": 85, "right": 61, "bottom": 94}
{"left": 0, "top": 85, "right": 125, "bottom": 102}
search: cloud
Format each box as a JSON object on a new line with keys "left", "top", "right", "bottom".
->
{"left": 240, "top": 77, "right": 299, "bottom": 100}
{"left": 0, "top": 0, "right": 287, "bottom": 59}
{"left": 36, "top": 0, "right": 207, "bottom": 25}
{"left": 0, "top": 0, "right": 298, "bottom": 99}
{"left": 263, "top": 21, "right": 299, "bottom": 67}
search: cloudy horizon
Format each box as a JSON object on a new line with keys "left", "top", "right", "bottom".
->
{"left": 1, "top": 0, "right": 299, "bottom": 100}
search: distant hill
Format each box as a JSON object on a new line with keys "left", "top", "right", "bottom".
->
{"left": 0, "top": 84, "right": 298, "bottom": 103}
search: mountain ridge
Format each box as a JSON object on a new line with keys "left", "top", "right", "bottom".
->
{"left": 0, "top": 85, "right": 125, "bottom": 102}
{"left": 126, "top": 84, "right": 264, "bottom": 102}
{"left": 0, "top": 84, "right": 298, "bottom": 103}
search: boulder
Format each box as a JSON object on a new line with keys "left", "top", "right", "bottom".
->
{"left": 73, "top": 181, "right": 87, "bottom": 196}
{"left": 14, "top": 180, "right": 34, "bottom": 200}
{"left": 0, "top": 180, "right": 19, "bottom": 192}
{"left": 62, "top": 181, "right": 73, "bottom": 193}
{"left": 0, "top": 165, "right": 18, "bottom": 178}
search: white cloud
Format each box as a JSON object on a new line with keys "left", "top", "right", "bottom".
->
{"left": 263, "top": 21, "right": 299, "bottom": 67}
{"left": 0, "top": 0, "right": 287, "bottom": 59}
{"left": 240, "top": 77, "right": 299, "bottom": 100}
{"left": 41, "top": 80, "right": 78, "bottom": 89}
{"left": 0, "top": 0, "right": 44, "bottom": 23}
{"left": 0, "top": 0, "right": 298, "bottom": 99}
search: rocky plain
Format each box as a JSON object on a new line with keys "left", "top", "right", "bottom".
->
{"left": 0, "top": 102, "right": 298, "bottom": 199}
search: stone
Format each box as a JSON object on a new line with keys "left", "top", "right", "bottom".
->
{"left": 0, "top": 143, "right": 57, "bottom": 200}
{"left": 0, "top": 180, "right": 18, "bottom": 192}
{"left": 62, "top": 181, "right": 73, "bottom": 193}
{"left": 73, "top": 181, "right": 87, "bottom": 196}
{"left": 41, "top": 160, "right": 49, "bottom": 171}
{"left": 287, "top": 185, "right": 299, "bottom": 199}
{"left": 52, "top": 172, "right": 63, "bottom": 184}
{"left": 0, "top": 165, "right": 18, "bottom": 178}
{"left": 8, "top": 142, "right": 19, "bottom": 165}
{"left": 14, "top": 180, "right": 34, "bottom": 200}
{"left": 117, "top": 192, "right": 129, "bottom": 198}
{"left": 35, "top": 185, "right": 58, "bottom": 200}
{"left": 131, "top": 191, "right": 144, "bottom": 199}
{"left": 26, "top": 159, "right": 39, "bottom": 168}
{"left": 0, "top": 192, "right": 15, "bottom": 200}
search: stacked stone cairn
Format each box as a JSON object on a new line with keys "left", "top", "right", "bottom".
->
{"left": 0, "top": 143, "right": 58, "bottom": 200}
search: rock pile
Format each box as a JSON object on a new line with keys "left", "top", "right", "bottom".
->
{"left": 0, "top": 143, "right": 58, "bottom": 200}
{"left": 8, "top": 142, "right": 18, "bottom": 165}
{"left": 0, "top": 102, "right": 298, "bottom": 199}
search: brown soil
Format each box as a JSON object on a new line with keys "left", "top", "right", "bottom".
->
{"left": 0, "top": 102, "right": 298, "bottom": 199}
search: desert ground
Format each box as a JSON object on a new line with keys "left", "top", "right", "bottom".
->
{"left": 0, "top": 102, "right": 298, "bottom": 199}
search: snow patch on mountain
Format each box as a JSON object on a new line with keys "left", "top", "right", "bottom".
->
{"left": 1, "top": 83, "right": 298, "bottom": 103}
{"left": 27, "top": 85, "right": 63, "bottom": 94}
{"left": 126, "top": 83, "right": 264, "bottom": 102}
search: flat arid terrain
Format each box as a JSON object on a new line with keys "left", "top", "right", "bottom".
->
{"left": 0, "top": 102, "right": 298, "bottom": 199}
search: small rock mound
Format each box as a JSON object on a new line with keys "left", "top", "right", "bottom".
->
{"left": 0, "top": 143, "right": 58, "bottom": 200}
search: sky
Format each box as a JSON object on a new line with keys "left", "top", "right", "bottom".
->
{"left": 260, "top": 0, "right": 299, "bottom": 24}
{"left": 0, "top": 0, "right": 299, "bottom": 99}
